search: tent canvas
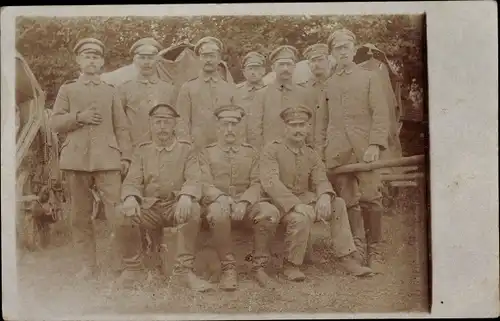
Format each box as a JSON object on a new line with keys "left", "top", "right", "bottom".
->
{"left": 101, "top": 43, "right": 234, "bottom": 92}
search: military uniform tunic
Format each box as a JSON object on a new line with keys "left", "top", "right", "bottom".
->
{"left": 122, "top": 139, "right": 201, "bottom": 208}
{"left": 247, "top": 82, "right": 314, "bottom": 151}
{"left": 323, "top": 64, "right": 390, "bottom": 169}
{"left": 260, "top": 140, "right": 334, "bottom": 214}
{"left": 118, "top": 75, "right": 176, "bottom": 147}
{"left": 199, "top": 142, "right": 261, "bottom": 204}
{"left": 234, "top": 81, "right": 267, "bottom": 145}
{"left": 175, "top": 72, "right": 236, "bottom": 151}
{"left": 120, "top": 139, "right": 202, "bottom": 272}
{"left": 51, "top": 75, "right": 132, "bottom": 171}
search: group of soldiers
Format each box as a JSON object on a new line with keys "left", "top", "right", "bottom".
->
{"left": 50, "top": 27, "right": 394, "bottom": 293}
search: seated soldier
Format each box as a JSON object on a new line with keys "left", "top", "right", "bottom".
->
{"left": 119, "top": 103, "right": 213, "bottom": 292}
{"left": 199, "top": 104, "right": 281, "bottom": 290}
{"left": 260, "top": 105, "right": 374, "bottom": 281}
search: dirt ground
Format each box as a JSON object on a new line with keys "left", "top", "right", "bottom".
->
{"left": 15, "top": 188, "right": 429, "bottom": 318}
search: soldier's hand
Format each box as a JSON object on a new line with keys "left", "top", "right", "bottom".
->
{"left": 231, "top": 201, "right": 248, "bottom": 221}
{"left": 315, "top": 194, "right": 332, "bottom": 222}
{"left": 121, "top": 160, "right": 130, "bottom": 178}
{"left": 217, "top": 195, "right": 234, "bottom": 218}
{"left": 363, "top": 144, "right": 381, "bottom": 163}
{"left": 175, "top": 195, "right": 193, "bottom": 224}
{"left": 293, "top": 204, "right": 316, "bottom": 222}
{"left": 122, "top": 196, "right": 140, "bottom": 217}
{"left": 77, "top": 106, "right": 102, "bottom": 125}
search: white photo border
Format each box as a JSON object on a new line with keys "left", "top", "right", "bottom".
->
{"left": 2, "top": 2, "right": 498, "bottom": 319}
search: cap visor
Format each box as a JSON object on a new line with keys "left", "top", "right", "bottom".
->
{"left": 287, "top": 120, "right": 308, "bottom": 125}
{"left": 333, "top": 40, "right": 353, "bottom": 48}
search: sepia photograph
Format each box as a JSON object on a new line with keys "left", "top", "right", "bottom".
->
{"left": 1, "top": 3, "right": 498, "bottom": 320}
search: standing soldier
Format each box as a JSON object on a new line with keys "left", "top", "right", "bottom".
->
{"left": 50, "top": 38, "right": 132, "bottom": 280}
{"left": 118, "top": 37, "right": 177, "bottom": 148}
{"left": 301, "top": 43, "right": 334, "bottom": 159}
{"left": 247, "top": 45, "right": 313, "bottom": 150}
{"left": 120, "top": 103, "right": 213, "bottom": 292}
{"left": 322, "top": 29, "right": 390, "bottom": 272}
{"left": 199, "top": 105, "right": 281, "bottom": 290}
{"left": 260, "top": 105, "right": 373, "bottom": 281}
{"left": 235, "top": 51, "right": 268, "bottom": 143}
{"left": 175, "top": 36, "right": 236, "bottom": 152}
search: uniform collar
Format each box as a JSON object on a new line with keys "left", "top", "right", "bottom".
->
{"left": 154, "top": 139, "right": 177, "bottom": 152}
{"left": 218, "top": 143, "right": 240, "bottom": 153}
{"left": 201, "top": 71, "right": 220, "bottom": 83}
{"left": 137, "top": 73, "right": 159, "bottom": 84}
{"left": 79, "top": 74, "right": 101, "bottom": 85}
{"left": 246, "top": 81, "right": 265, "bottom": 91}
{"left": 284, "top": 141, "right": 305, "bottom": 155}
{"left": 335, "top": 63, "right": 356, "bottom": 76}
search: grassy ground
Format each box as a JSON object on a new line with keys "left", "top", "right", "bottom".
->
{"left": 16, "top": 187, "right": 429, "bottom": 318}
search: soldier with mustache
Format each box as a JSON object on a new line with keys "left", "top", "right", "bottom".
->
{"left": 246, "top": 45, "right": 314, "bottom": 151}
{"left": 175, "top": 36, "right": 237, "bottom": 152}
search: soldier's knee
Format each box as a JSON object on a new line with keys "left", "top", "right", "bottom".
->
{"left": 287, "top": 211, "right": 311, "bottom": 229}
{"left": 255, "top": 202, "right": 280, "bottom": 224}
{"left": 206, "top": 202, "right": 230, "bottom": 224}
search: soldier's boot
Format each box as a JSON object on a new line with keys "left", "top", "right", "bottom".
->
{"left": 347, "top": 206, "right": 367, "bottom": 264}
{"left": 367, "top": 242, "right": 385, "bottom": 274}
{"left": 172, "top": 270, "right": 214, "bottom": 293}
{"left": 337, "top": 252, "right": 374, "bottom": 277}
{"left": 219, "top": 267, "right": 238, "bottom": 291}
{"left": 283, "top": 261, "right": 306, "bottom": 282}
{"left": 252, "top": 205, "right": 280, "bottom": 289}
{"left": 364, "top": 206, "right": 385, "bottom": 274}
{"left": 254, "top": 268, "right": 279, "bottom": 289}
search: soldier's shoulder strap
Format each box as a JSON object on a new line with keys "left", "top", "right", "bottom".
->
{"left": 102, "top": 80, "right": 115, "bottom": 87}
{"left": 241, "top": 142, "right": 257, "bottom": 151}
{"left": 63, "top": 79, "right": 77, "bottom": 85}
{"left": 235, "top": 82, "right": 245, "bottom": 89}
{"left": 178, "top": 139, "right": 192, "bottom": 146}
{"left": 205, "top": 142, "right": 217, "bottom": 148}
{"left": 296, "top": 81, "right": 308, "bottom": 88}
{"left": 138, "top": 141, "right": 153, "bottom": 148}
{"left": 186, "top": 75, "right": 199, "bottom": 82}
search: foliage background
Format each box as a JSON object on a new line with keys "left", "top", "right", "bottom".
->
{"left": 16, "top": 15, "right": 426, "bottom": 110}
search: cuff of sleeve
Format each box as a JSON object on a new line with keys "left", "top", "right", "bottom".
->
{"left": 283, "top": 197, "right": 302, "bottom": 214}
{"left": 179, "top": 186, "right": 201, "bottom": 202}
{"left": 121, "top": 192, "right": 142, "bottom": 204}
{"left": 369, "top": 137, "right": 388, "bottom": 150}
{"left": 239, "top": 195, "right": 258, "bottom": 206}
{"left": 74, "top": 112, "right": 85, "bottom": 127}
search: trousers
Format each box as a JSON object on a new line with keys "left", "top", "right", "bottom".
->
{"left": 205, "top": 201, "right": 280, "bottom": 270}
{"left": 65, "top": 170, "right": 122, "bottom": 271}
{"left": 120, "top": 198, "right": 201, "bottom": 274}
{"left": 306, "top": 197, "right": 357, "bottom": 258}
{"left": 332, "top": 171, "right": 384, "bottom": 244}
